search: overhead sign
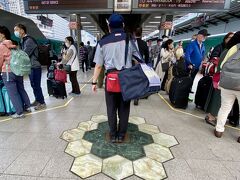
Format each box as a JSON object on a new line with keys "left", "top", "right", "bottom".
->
{"left": 24, "top": 0, "right": 110, "bottom": 13}
{"left": 137, "top": 0, "right": 226, "bottom": 9}
{"left": 68, "top": 22, "right": 80, "bottom": 30}
{"left": 114, "top": 0, "right": 132, "bottom": 12}
{"left": 160, "top": 21, "right": 173, "bottom": 30}
{"left": 37, "top": 15, "right": 53, "bottom": 27}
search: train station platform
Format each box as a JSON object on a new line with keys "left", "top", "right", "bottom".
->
{"left": 0, "top": 69, "right": 239, "bottom": 180}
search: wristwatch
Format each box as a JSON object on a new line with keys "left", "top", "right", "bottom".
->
{"left": 92, "top": 82, "right": 97, "bottom": 85}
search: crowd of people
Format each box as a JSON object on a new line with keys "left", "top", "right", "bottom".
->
{"left": 0, "top": 24, "right": 95, "bottom": 118}
{"left": 147, "top": 28, "right": 240, "bottom": 143}
{"left": 0, "top": 13, "right": 239, "bottom": 143}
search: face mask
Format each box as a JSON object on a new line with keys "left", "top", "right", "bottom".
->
{"left": 65, "top": 42, "right": 70, "bottom": 48}
{"left": 14, "top": 31, "right": 20, "bottom": 38}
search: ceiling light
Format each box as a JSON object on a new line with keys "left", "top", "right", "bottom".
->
{"left": 80, "top": 16, "right": 87, "bottom": 19}
{"left": 81, "top": 22, "right": 91, "bottom": 24}
{"left": 145, "top": 25, "right": 157, "bottom": 27}
{"left": 154, "top": 16, "right": 161, "bottom": 18}
{"left": 83, "top": 25, "right": 95, "bottom": 27}
{"left": 149, "top": 22, "right": 160, "bottom": 24}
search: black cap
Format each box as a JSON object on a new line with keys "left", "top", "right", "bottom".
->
{"left": 198, "top": 29, "right": 210, "bottom": 36}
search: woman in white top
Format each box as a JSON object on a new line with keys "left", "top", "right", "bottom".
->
{"left": 156, "top": 39, "right": 175, "bottom": 86}
{"left": 61, "top": 36, "right": 80, "bottom": 95}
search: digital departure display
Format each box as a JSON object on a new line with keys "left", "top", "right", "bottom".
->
{"left": 137, "top": 0, "right": 225, "bottom": 9}
{"left": 24, "top": 0, "right": 109, "bottom": 13}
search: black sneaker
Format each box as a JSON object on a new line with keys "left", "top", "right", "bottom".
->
{"left": 134, "top": 99, "right": 139, "bottom": 106}
{"left": 118, "top": 135, "right": 125, "bottom": 143}
{"left": 110, "top": 136, "right": 117, "bottom": 143}
{"left": 30, "top": 101, "right": 39, "bottom": 107}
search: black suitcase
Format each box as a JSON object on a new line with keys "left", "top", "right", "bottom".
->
{"left": 169, "top": 76, "right": 193, "bottom": 109}
{"left": 47, "top": 79, "right": 54, "bottom": 96}
{"left": 52, "top": 80, "right": 67, "bottom": 99}
{"left": 195, "top": 76, "right": 212, "bottom": 109}
{"left": 47, "top": 79, "right": 67, "bottom": 99}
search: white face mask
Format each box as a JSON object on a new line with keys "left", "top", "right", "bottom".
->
{"left": 14, "top": 31, "right": 20, "bottom": 38}
{"left": 65, "top": 42, "right": 70, "bottom": 48}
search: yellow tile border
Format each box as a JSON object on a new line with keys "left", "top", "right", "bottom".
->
{"left": 158, "top": 93, "right": 240, "bottom": 132}
{"left": 0, "top": 77, "right": 93, "bottom": 123}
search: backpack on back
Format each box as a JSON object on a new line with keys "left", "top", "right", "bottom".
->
{"left": 10, "top": 49, "right": 31, "bottom": 76}
{"left": 219, "top": 43, "right": 240, "bottom": 91}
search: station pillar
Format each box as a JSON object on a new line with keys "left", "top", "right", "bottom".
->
{"left": 69, "top": 14, "right": 82, "bottom": 52}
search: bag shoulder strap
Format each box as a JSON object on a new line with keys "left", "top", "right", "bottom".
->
{"left": 220, "top": 44, "right": 239, "bottom": 69}
{"left": 124, "top": 33, "right": 129, "bottom": 66}
{"left": 128, "top": 35, "right": 144, "bottom": 63}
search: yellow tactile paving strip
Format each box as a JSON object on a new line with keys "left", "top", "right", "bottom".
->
{"left": 0, "top": 77, "right": 92, "bottom": 123}
{"left": 158, "top": 93, "right": 240, "bottom": 132}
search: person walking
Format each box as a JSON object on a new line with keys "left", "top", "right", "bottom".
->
{"left": 213, "top": 31, "right": 240, "bottom": 142}
{"left": 79, "top": 42, "right": 88, "bottom": 72}
{"left": 204, "top": 32, "right": 234, "bottom": 126}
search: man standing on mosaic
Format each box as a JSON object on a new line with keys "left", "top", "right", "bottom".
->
{"left": 92, "top": 13, "right": 140, "bottom": 143}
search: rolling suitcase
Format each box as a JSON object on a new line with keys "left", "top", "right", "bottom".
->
{"left": 47, "top": 79, "right": 54, "bottom": 96}
{"left": 52, "top": 80, "right": 67, "bottom": 99}
{"left": 0, "top": 80, "right": 5, "bottom": 115}
{"left": 1, "top": 86, "right": 16, "bottom": 114}
{"left": 169, "top": 76, "right": 193, "bottom": 109}
{"left": 195, "top": 76, "right": 212, "bottom": 110}
{"left": 0, "top": 89, "right": 5, "bottom": 115}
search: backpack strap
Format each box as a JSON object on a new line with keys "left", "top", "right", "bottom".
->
{"left": 220, "top": 44, "right": 239, "bottom": 70}
{"left": 24, "top": 36, "right": 38, "bottom": 58}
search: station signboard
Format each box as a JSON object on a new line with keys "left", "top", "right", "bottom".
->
{"left": 114, "top": 0, "right": 132, "bottom": 12}
{"left": 160, "top": 21, "right": 173, "bottom": 29}
{"left": 24, "top": 0, "right": 111, "bottom": 13}
{"left": 135, "top": 0, "right": 227, "bottom": 10}
{"left": 37, "top": 15, "right": 53, "bottom": 27}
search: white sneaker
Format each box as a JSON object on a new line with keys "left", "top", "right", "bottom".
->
{"left": 11, "top": 113, "right": 25, "bottom": 119}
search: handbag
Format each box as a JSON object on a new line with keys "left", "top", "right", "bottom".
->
{"left": 106, "top": 71, "right": 121, "bottom": 92}
{"left": 119, "top": 37, "right": 161, "bottom": 101}
{"left": 63, "top": 64, "right": 71, "bottom": 74}
{"left": 105, "top": 34, "right": 130, "bottom": 93}
{"left": 161, "top": 62, "right": 169, "bottom": 72}
{"left": 54, "top": 69, "right": 67, "bottom": 83}
{"left": 63, "top": 49, "right": 77, "bottom": 74}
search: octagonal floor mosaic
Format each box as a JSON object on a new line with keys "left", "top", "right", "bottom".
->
{"left": 61, "top": 115, "right": 179, "bottom": 180}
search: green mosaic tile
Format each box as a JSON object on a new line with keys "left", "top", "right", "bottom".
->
{"left": 117, "top": 143, "right": 145, "bottom": 161}
{"left": 131, "top": 131, "right": 154, "bottom": 146}
{"left": 127, "top": 123, "right": 139, "bottom": 132}
{"left": 83, "top": 130, "right": 105, "bottom": 144}
{"left": 97, "top": 122, "right": 109, "bottom": 133}
{"left": 91, "top": 141, "right": 117, "bottom": 159}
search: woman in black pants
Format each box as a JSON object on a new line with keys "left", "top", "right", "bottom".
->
{"left": 60, "top": 36, "right": 81, "bottom": 95}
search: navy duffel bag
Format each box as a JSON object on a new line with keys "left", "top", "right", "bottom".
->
{"left": 119, "top": 63, "right": 161, "bottom": 102}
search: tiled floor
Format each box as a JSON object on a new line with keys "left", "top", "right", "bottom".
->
{"left": 0, "top": 70, "right": 239, "bottom": 180}
{"left": 62, "top": 115, "right": 178, "bottom": 179}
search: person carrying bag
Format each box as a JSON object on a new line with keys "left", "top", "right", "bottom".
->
{"left": 59, "top": 36, "right": 80, "bottom": 95}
